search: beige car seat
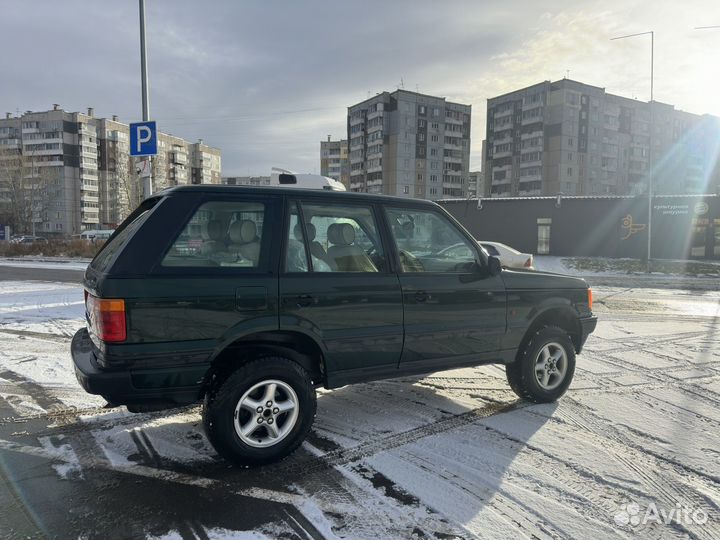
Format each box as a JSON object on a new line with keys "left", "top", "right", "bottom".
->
{"left": 326, "top": 223, "right": 377, "bottom": 272}
{"left": 228, "top": 219, "right": 260, "bottom": 265}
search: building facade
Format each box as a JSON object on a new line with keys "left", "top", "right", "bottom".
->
{"left": 468, "top": 170, "right": 484, "bottom": 198}
{"left": 484, "top": 79, "right": 720, "bottom": 198}
{"left": 347, "top": 90, "right": 471, "bottom": 200}
{"left": 0, "top": 106, "right": 221, "bottom": 235}
{"left": 320, "top": 137, "right": 349, "bottom": 188}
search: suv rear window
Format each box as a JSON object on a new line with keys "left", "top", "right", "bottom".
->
{"left": 162, "top": 201, "right": 266, "bottom": 268}
{"left": 90, "top": 199, "right": 158, "bottom": 273}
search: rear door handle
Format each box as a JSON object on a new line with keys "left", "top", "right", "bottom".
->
{"left": 414, "top": 291, "right": 429, "bottom": 303}
{"left": 296, "top": 294, "right": 314, "bottom": 308}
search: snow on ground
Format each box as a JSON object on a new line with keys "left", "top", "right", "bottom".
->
{"left": 1, "top": 271, "right": 719, "bottom": 538}
{"left": 0, "top": 257, "right": 89, "bottom": 271}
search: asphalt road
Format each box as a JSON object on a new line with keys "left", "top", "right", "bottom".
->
{"left": 0, "top": 265, "right": 84, "bottom": 283}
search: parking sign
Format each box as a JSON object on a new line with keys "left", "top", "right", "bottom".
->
{"left": 130, "top": 121, "right": 157, "bottom": 157}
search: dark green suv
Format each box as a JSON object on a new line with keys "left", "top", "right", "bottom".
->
{"left": 71, "top": 186, "right": 596, "bottom": 466}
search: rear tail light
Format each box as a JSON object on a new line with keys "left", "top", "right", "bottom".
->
{"left": 587, "top": 288, "right": 593, "bottom": 311}
{"left": 85, "top": 293, "right": 126, "bottom": 342}
{"left": 524, "top": 256, "right": 533, "bottom": 268}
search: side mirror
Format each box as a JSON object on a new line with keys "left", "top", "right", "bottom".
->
{"left": 488, "top": 256, "right": 502, "bottom": 276}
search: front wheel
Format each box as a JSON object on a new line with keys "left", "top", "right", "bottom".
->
{"left": 506, "top": 326, "right": 576, "bottom": 402}
{"left": 203, "top": 356, "right": 316, "bottom": 467}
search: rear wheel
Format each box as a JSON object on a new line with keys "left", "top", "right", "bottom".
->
{"left": 506, "top": 326, "right": 576, "bottom": 402}
{"left": 203, "top": 356, "right": 316, "bottom": 466}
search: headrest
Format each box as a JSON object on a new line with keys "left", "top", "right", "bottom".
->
{"left": 202, "top": 219, "right": 225, "bottom": 241}
{"left": 305, "top": 222, "right": 316, "bottom": 242}
{"left": 229, "top": 220, "right": 257, "bottom": 244}
{"left": 327, "top": 222, "right": 355, "bottom": 246}
{"left": 293, "top": 222, "right": 316, "bottom": 242}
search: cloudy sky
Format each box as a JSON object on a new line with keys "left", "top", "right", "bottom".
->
{"left": 2, "top": 0, "right": 719, "bottom": 175}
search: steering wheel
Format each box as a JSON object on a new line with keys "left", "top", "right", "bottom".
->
{"left": 399, "top": 250, "right": 424, "bottom": 272}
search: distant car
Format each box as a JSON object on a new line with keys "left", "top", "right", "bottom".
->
{"left": 11, "top": 235, "right": 48, "bottom": 244}
{"left": 478, "top": 241, "right": 534, "bottom": 270}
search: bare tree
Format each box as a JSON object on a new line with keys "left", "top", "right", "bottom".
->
{"left": 0, "top": 146, "right": 52, "bottom": 234}
{"left": 114, "top": 152, "right": 142, "bottom": 223}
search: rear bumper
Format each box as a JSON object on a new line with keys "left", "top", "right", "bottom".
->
{"left": 71, "top": 328, "right": 206, "bottom": 407}
{"left": 577, "top": 315, "right": 598, "bottom": 352}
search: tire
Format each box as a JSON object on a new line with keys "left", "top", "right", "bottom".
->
{"left": 203, "top": 356, "right": 316, "bottom": 467}
{"left": 506, "top": 326, "right": 576, "bottom": 403}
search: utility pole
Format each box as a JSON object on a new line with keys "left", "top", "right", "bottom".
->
{"left": 611, "top": 30, "right": 654, "bottom": 272}
{"left": 139, "top": 0, "right": 153, "bottom": 198}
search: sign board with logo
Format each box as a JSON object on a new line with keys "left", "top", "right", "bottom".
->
{"left": 0, "top": 225, "right": 8, "bottom": 241}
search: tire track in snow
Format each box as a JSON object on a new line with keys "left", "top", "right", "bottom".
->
{"left": 551, "top": 401, "right": 719, "bottom": 539}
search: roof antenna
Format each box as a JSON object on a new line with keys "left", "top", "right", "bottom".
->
{"left": 565, "top": 69, "right": 570, "bottom": 79}
{"left": 398, "top": 77, "right": 404, "bottom": 90}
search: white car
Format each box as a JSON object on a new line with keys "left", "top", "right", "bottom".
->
{"left": 478, "top": 241, "right": 534, "bottom": 270}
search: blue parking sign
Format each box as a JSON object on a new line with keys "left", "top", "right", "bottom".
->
{"left": 130, "top": 121, "right": 157, "bottom": 156}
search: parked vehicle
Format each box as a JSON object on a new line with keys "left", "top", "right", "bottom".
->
{"left": 71, "top": 185, "right": 596, "bottom": 466}
{"left": 79, "top": 229, "right": 116, "bottom": 243}
{"left": 11, "top": 235, "right": 48, "bottom": 244}
{"left": 478, "top": 241, "right": 534, "bottom": 269}
{"left": 270, "top": 167, "right": 345, "bottom": 191}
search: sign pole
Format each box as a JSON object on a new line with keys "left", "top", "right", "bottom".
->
{"left": 139, "top": 0, "right": 152, "bottom": 198}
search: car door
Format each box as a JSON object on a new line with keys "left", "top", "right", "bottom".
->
{"left": 384, "top": 205, "right": 507, "bottom": 371}
{"left": 279, "top": 198, "right": 404, "bottom": 387}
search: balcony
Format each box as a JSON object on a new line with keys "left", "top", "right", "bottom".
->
{"left": 521, "top": 114, "right": 542, "bottom": 126}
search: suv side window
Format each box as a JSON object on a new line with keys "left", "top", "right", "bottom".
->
{"left": 162, "top": 200, "right": 265, "bottom": 268}
{"left": 385, "top": 207, "right": 479, "bottom": 273}
{"left": 294, "top": 202, "right": 385, "bottom": 273}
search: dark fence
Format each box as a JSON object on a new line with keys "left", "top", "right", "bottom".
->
{"left": 439, "top": 195, "right": 720, "bottom": 260}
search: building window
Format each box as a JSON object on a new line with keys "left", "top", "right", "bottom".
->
{"left": 430, "top": 175, "right": 437, "bottom": 182}
{"left": 417, "top": 173, "right": 423, "bottom": 181}
{"left": 403, "top": 186, "right": 409, "bottom": 194}
{"left": 431, "top": 135, "right": 438, "bottom": 142}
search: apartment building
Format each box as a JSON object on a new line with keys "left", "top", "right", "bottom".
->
{"left": 347, "top": 90, "right": 471, "bottom": 200}
{"left": 0, "top": 106, "right": 222, "bottom": 234}
{"left": 320, "top": 137, "right": 349, "bottom": 188}
{"left": 484, "top": 79, "right": 720, "bottom": 198}
{"left": 468, "top": 170, "right": 484, "bottom": 198}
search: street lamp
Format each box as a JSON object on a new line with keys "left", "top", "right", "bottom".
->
{"left": 611, "top": 31, "right": 654, "bottom": 273}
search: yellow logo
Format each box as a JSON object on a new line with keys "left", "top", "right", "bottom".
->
{"left": 621, "top": 214, "right": 646, "bottom": 240}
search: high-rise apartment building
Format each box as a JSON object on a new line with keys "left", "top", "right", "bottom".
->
{"left": 484, "top": 79, "right": 720, "bottom": 198}
{"left": 468, "top": 171, "right": 484, "bottom": 198}
{"left": 0, "top": 106, "right": 222, "bottom": 234}
{"left": 320, "top": 137, "right": 349, "bottom": 188}
{"left": 347, "top": 90, "right": 471, "bottom": 200}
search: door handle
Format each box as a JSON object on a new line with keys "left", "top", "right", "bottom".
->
{"left": 296, "top": 294, "right": 314, "bottom": 308}
{"left": 414, "top": 290, "right": 429, "bottom": 303}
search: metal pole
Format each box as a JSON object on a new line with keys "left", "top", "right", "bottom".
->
{"left": 139, "top": 0, "right": 153, "bottom": 198}
{"left": 647, "top": 31, "right": 654, "bottom": 273}
{"left": 611, "top": 30, "right": 654, "bottom": 272}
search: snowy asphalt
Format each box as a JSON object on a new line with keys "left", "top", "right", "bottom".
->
{"left": 0, "top": 264, "right": 718, "bottom": 539}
